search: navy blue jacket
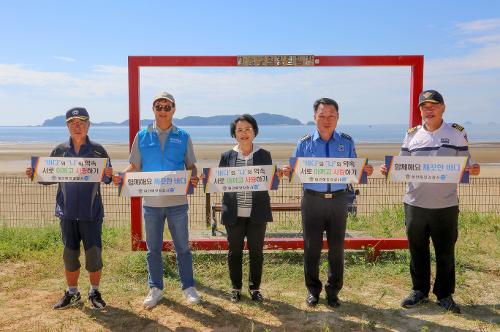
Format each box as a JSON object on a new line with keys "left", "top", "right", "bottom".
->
{"left": 218, "top": 148, "right": 273, "bottom": 226}
{"left": 49, "top": 137, "right": 111, "bottom": 221}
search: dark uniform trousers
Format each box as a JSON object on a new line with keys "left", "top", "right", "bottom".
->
{"left": 302, "top": 191, "right": 348, "bottom": 297}
{"left": 225, "top": 217, "right": 267, "bottom": 290}
{"left": 404, "top": 203, "right": 459, "bottom": 299}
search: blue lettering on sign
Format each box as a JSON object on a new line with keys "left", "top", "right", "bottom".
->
{"left": 446, "top": 164, "right": 460, "bottom": 171}
{"left": 216, "top": 169, "right": 229, "bottom": 176}
{"left": 303, "top": 159, "right": 338, "bottom": 167}
{"left": 153, "top": 177, "right": 177, "bottom": 185}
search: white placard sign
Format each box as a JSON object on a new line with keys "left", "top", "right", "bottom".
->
{"left": 203, "top": 165, "right": 278, "bottom": 193}
{"left": 290, "top": 157, "right": 367, "bottom": 184}
{"left": 387, "top": 156, "right": 469, "bottom": 183}
{"left": 119, "top": 170, "right": 193, "bottom": 197}
{"left": 32, "top": 157, "right": 107, "bottom": 182}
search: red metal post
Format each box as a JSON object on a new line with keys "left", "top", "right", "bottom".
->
{"left": 152, "top": 237, "right": 409, "bottom": 252}
{"left": 410, "top": 59, "right": 424, "bottom": 127}
{"left": 128, "top": 57, "right": 143, "bottom": 250}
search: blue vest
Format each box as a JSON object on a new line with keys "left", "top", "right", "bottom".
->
{"left": 138, "top": 124, "right": 189, "bottom": 171}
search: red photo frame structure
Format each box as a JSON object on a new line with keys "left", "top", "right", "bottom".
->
{"left": 128, "top": 55, "right": 424, "bottom": 256}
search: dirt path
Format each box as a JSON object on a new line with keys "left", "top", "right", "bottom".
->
{"left": 0, "top": 260, "right": 498, "bottom": 331}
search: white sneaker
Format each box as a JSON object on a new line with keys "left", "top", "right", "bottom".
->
{"left": 183, "top": 286, "right": 201, "bottom": 305}
{"left": 143, "top": 287, "right": 163, "bottom": 309}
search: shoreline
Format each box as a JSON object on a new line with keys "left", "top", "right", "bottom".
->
{"left": 1, "top": 142, "right": 499, "bottom": 176}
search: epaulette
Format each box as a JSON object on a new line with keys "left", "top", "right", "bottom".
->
{"left": 340, "top": 132, "right": 353, "bottom": 141}
{"left": 452, "top": 123, "right": 464, "bottom": 132}
{"left": 407, "top": 125, "right": 421, "bottom": 135}
{"left": 299, "top": 134, "right": 311, "bottom": 141}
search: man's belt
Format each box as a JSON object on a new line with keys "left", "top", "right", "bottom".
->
{"left": 304, "top": 189, "right": 347, "bottom": 199}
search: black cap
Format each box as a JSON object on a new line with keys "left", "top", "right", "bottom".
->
{"left": 65, "top": 107, "right": 90, "bottom": 122}
{"left": 418, "top": 90, "right": 444, "bottom": 106}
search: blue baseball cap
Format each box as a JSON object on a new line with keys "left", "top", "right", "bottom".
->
{"left": 66, "top": 107, "right": 90, "bottom": 122}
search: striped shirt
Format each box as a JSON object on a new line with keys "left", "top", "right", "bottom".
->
{"left": 233, "top": 145, "right": 260, "bottom": 217}
{"left": 400, "top": 121, "right": 470, "bottom": 208}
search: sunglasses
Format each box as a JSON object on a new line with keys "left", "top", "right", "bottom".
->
{"left": 154, "top": 105, "right": 173, "bottom": 112}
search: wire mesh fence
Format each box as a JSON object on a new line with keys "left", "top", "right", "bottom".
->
{"left": 0, "top": 176, "right": 499, "bottom": 228}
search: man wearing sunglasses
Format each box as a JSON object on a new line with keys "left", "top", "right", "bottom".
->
{"left": 114, "top": 92, "right": 200, "bottom": 309}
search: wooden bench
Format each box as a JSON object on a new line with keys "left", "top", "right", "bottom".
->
{"left": 210, "top": 202, "right": 301, "bottom": 235}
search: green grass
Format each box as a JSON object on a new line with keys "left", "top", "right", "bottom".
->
{"left": 0, "top": 225, "right": 125, "bottom": 262}
{"left": 348, "top": 206, "right": 406, "bottom": 237}
{"left": 1, "top": 208, "right": 497, "bottom": 274}
{"left": 0, "top": 226, "right": 61, "bottom": 260}
{"left": 0, "top": 209, "right": 498, "bottom": 331}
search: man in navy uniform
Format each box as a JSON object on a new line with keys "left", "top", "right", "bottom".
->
{"left": 381, "top": 90, "right": 480, "bottom": 313}
{"left": 283, "top": 98, "right": 373, "bottom": 307}
{"left": 26, "top": 107, "right": 113, "bottom": 310}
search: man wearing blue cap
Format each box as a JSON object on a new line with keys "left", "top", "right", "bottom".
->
{"left": 381, "top": 90, "right": 480, "bottom": 314}
{"left": 26, "top": 107, "right": 113, "bottom": 310}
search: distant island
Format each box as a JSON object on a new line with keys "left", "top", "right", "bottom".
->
{"left": 41, "top": 113, "right": 304, "bottom": 126}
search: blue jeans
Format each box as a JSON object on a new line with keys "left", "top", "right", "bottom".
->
{"left": 144, "top": 204, "right": 194, "bottom": 290}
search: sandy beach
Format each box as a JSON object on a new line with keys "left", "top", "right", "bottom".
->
{"left": 1, "top": 142, "right": 499, "bottom": 177}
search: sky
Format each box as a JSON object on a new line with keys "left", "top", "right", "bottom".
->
{"left": 1, "top": 1, "right": 499, "bottom": 126}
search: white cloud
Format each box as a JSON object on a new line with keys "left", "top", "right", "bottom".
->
{"left": 92, "top": 65, "right": 128, "bottom": 74}
{"left": 456, "top": 18, "right": 500, "bottom": 33}
{"left": 464, "top": 34, "right": 500, "bottom": 45}
{"left": 454, "top": 18, "right": 500, "bottom": 48}
{"left": 0, "top": 64, "right": 129, "bottom": 125}
{"left": 2, "top": 16, "right": 500, "bottom": 127}
{"left": 53, "top": 56, "right": 76, "bottom": 62}
{"left": 0, "top": 64, "right": 77, "bottom": 87}
{"left": 0, "top": 64, "right": 127, "bottom": 98}
{"left": 424, "top": 19, "right": 500, "bottom": 124}
{"left": 427, "top": 44, "right": 500, "bottom": 74}
{"left": 137, "top": 66, "right": 410, "bottom": 124}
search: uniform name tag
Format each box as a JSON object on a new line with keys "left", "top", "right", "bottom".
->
{"left": 119, "top": 170, "right": 193, "bottom": 196}
{"left": 202, "top": 165, "right": 278, "bottom": 193}
{"left": 289, "top": 157, "right": 367, "bottom": 184}
{"left": 385, "top": 156, "right": 469, "bottom": 183}
{"left": 31, "top": 157, "right": 108, "bottom": 183}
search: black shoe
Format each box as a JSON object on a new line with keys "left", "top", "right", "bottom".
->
{"left": 230, "top": 290, "right": 241, "bottom": 303}
{"left": 401, "top": 290, "right": 429, "bottom": 308}
{"left": 53, "top": 291, "right": 82, "bottom": 310}
{"left": 250, "top": 290, "right": 263, "bottom": 302}
{"left": 306, "top": 293, "right": 319, "bottom": 307}
{"left": 437, "top": 296, "right": 461, "bottom": 314}
{"left": 88, "top": 290, "right": 106, "bottom": 309}
{"left": 326, "top": 294, "right": 341, "bottom": 308}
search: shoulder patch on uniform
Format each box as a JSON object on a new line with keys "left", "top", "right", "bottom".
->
{"left": 299, "top": 134, "right": 311, "bottom": 141}
{"left": 340, "top": 132, "right": 353, "bottom": 141}
{"left": 407, "top": 125, "right": 420, "bottom": 135}
{"left": 452, "top": 123, "right": 464, "bottom": 132}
